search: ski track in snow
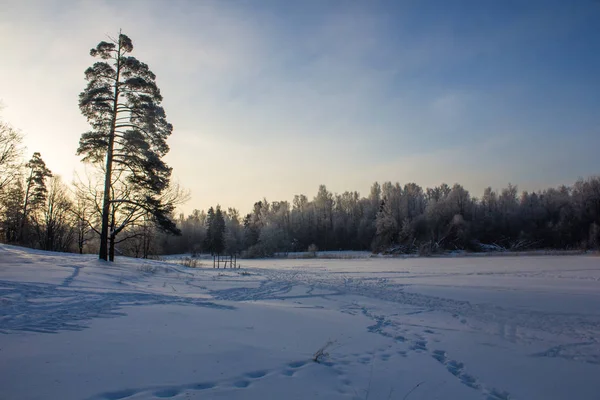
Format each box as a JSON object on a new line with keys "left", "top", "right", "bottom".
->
{"left": 2, "top": 245, "right": 600, "bottom": 399}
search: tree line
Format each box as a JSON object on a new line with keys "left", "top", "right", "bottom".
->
{"left": 162, "top": 178, "right": 600, "bottom": 258}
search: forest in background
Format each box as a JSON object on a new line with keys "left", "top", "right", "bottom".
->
{"left": 2, "top": 116, "right": 599, "bottom": 259}
{"left": 160, "top": 179, "right": 600, "bottom": 258}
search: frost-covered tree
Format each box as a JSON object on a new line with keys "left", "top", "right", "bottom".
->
{"left": 204, "top": 206, "right": 226, "bottom": 255}
{"left": 224, "top": 208, "right": 244, "bottom": 256}
{"left": 181, "top": 209, "right": 207, "bottom": 255}
{"left": 162, "top": 176, "right": 600, "bottom": 257}
{"left": 77, "top": 32, "right": 178, "bottom": 261}
{"left": 243, "top": 201, "right": 265, "bottom": 249}
{"left": 314, "top": 185, "right": 334, "bottom": 250}
{"left": 332, "top": 191, "right": 361, "bottom": 249}
{"left": 357, "top": 182, "right": 380, "bottom": 249}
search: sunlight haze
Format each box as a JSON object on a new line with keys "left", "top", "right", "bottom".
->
{"left": 1, "top": 0, "right": 599, "bottom": 214}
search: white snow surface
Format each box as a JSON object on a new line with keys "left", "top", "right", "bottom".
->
{"left": 1, "top": 245, "right": 599, "bottom": 400}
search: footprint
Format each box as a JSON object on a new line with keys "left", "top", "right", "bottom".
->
{"left": 233, "top": 380, "right": 251, "bottom": 388}
{"left": 190, "top": 382, "right": 215, "bottom": 390}
{"left": 431, "top": 350, "right": 512, "bottom": 398}
{"left": 246, "top": 370, "right": 268, "bottom": 379}
{"left": 412, "top": 340, "right": 427, "bottom": 351}
{"left": 288, "top": 360, "right": 307, "bottom": 369}
{"left": 281, "top": 369, "right": 295, "bottom": 377}
{"left": 379, "top": 353, "right": 391, "bottom": 361}
{"left": 154, "top": 388, "right": 180, "bottom": 398}
{"left": 446, "top": 360, "right": 464, "bottom": 376}
{"left": 432, "top": 350, "right": 447, "bottom": 363}
{"left": 460, "top": 374, "right": 480, "bottom": 389}
{"left": 487, "top": 388, "right": 512, "bottom": 400}
{"left": 102, "top": 389, "right": 137, "bottom": 400}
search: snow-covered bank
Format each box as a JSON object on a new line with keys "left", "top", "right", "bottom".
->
{"left": 163, "top": 249, "right": 592, "bottom": 265}
{"left": 1, "top": 244, "right": 599, "bottom": 399}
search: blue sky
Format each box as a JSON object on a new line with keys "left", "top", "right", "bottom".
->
{"left": 0, "top": 0, "right": 599, "bottom": 213}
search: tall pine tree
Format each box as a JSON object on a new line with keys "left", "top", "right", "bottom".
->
{"left": 213, "top": 206, "right": 225, "bottom": 255}
{"left": 204, "top": 206, "right": 225, "bottom": 255}
{"left": 20, "top": 152, "right": 52, "bottom": 243}
{"left": 77, "top": 32, "right": 178, "bottom": 261}
{"left": 204, "top": 207, "right": 215, "bottom": 255}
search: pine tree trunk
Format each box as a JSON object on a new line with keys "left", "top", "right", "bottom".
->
{"left": 109, "top": 233, "right": 116, "bottom": 262}
{"left": 99, "top": 40, "right": 122, "bottom": 261}
{"left": 19, "top": 169, "right": 33, "bottom": 244}
{"left": 46, "top": 224, "right": 52, "bottom": 251}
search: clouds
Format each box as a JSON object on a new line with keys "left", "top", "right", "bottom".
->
{"left": 0, "top": 0, "right": 599, "bottom": 213}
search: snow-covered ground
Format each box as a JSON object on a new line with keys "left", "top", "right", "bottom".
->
{"left": 1, "top": 245, "right": 599, "bottom": 400}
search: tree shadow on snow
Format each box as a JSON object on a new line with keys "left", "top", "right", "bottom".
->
{"left": 0, "top": 280, "right": 234, "bottom": 334}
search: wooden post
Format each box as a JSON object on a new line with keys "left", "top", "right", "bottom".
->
{"left": 213, "top": 255, "right": 215, "bottom": 268}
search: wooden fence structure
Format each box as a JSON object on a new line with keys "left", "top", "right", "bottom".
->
{"left": 213, "top": 254, "right": 238, "bottom": 269}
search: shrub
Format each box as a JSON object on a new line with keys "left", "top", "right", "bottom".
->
{"left": 137, "top": 264, "right": 158, "bottom": 274}
{"left": 313, "top": 339, "right": 335, "bottom": 363}
{"left": 307, "top": 244, "right": 318, "bottom": 257}
{"left": 180, "top": 257, "right": 201, "bottom": 268}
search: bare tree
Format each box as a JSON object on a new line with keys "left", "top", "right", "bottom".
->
{"left": 0, "top": 118, "right": 24, "bottom": 192}
{"left": 35, "top": 176, "right": 75, "bottom": 251}
{"left": 70, "top": 182, "right": 97, "bottom": 254}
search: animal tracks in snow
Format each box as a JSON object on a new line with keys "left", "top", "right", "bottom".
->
{"left": 280, "top": 360, "right": 308, "bottom": 377}
{"left": 4, "top": 247, "right": 598, "bottom": 400}
{"left": 91, "top": 360, "right": 313, "bottom": 400}
{"left": 215, "top": 276, "right": 518, "bottom": 399}
{"left": 355, "top": 303, "right": 515, "bottom": 399}
{"left": 431, "top": 349, "right": 512, "bottom": 399}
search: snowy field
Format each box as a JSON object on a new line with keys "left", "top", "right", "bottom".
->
{"left": 1, "top": 245, "right": 599, "bottom": 400}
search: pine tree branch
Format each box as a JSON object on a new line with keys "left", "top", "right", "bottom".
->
{"left": 115, "top": 232, "right": 147, "bottom": 244}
